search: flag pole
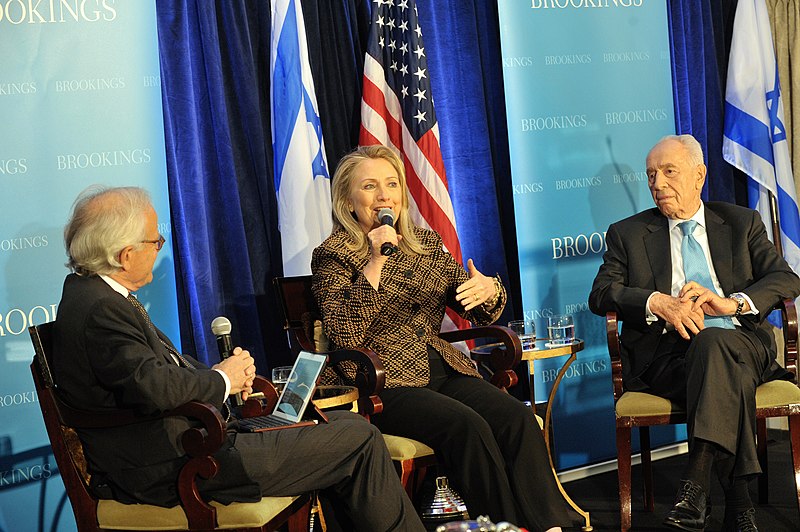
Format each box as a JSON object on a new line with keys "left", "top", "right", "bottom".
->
{"left": 769, "top": 191, "right": 783, "bottom": 256}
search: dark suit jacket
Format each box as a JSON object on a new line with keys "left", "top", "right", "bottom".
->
{"left": 53, "top": 273, "right": 260, "bottom": 506}
{"left": 311, "top": 228, "right": 506, "bottom": 388}
{"left": 589, "top": 202, "right": 800, "bottom": 391}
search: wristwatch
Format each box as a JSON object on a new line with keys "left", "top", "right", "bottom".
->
{"left": 729, "top": 292, "right": 746, "bottom": 317}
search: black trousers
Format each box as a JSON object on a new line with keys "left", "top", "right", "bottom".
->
{"left": 641, "top": 327, "right": 771, "bottom": 486}
{"left": 229, "top": 410, "right": 423, "bottom": 532}
{"left": 372, "top": 349, "right": 571, "bottom": 531}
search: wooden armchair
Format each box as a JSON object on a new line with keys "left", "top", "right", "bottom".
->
{"left": 606, "top": 299, "right": 800, "bottom": 531}
{"left": 29, "top": 322, "right": 311, "bottom": 532}
{"left": 273, "top": 275, "right": 523, "bottom": 499}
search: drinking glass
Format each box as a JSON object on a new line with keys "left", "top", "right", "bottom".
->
{"left": 508, "top": 319, "right": 536, "bottom": 350}
{"left": 547, "top": 314, "right": 575, "bottom": 346}
{"left": 271, "top": 366, "right": 293, "bottom": 393}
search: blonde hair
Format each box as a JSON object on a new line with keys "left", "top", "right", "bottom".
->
{"left": 65, "top": 186, "right": 152, "bottom": 276}
{"left": 331, "top": 145, "right": 427, "bottom": 255}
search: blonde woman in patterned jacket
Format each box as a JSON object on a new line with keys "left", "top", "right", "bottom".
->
{"left": 311, "top": 145, "right": 569, "bottom": 532}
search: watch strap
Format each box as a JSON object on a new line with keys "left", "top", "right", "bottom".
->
{"left": 729, "top": 293, "right": 745, "bottom": 317}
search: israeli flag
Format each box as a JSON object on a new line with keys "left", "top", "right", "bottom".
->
{"left": 271, "top": 0, "right": 332, "bottom": 276}
{"left": 723, "top": 0, "right": 800, "bottom": 275}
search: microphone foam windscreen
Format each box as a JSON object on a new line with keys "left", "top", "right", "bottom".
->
{"left": 378, "top": 207, "right": 394, "bottom": 223}
{"left": 210, "top": 316, "right": 232, "bottom": 336}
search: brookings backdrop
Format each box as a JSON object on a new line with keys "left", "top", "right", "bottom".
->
{"left": 497, "top": 0, "right": 681, "bottom": 469}
{"left": 0, "top": 2, "right": 178, "bottom": 530}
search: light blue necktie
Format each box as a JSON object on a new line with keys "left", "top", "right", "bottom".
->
{"left": 679, "top": 220, "right": 735, "bottom": 329}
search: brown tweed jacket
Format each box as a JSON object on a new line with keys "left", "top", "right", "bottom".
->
{"left": 311, "top": 227, "right": 507, "bottom": 388}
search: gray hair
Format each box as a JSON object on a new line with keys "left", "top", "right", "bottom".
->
{"left": 657, "top": 134, "right": 705, "bottom": 167}
{"left": 65, "top": 186, "right": 153, "bottom": 276}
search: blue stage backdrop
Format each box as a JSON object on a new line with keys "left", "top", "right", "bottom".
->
{"left": 497, "top": 0, "right": 683, "bottom": 469}
{"left": 0, "top": 2, "right": 178, "bottom": 530}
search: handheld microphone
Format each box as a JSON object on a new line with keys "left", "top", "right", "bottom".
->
{"left": 210, "top": 316, "right": 244, "bottom": 407}
{"left": 378, "top": 208, "right": 397, "bottom": 256}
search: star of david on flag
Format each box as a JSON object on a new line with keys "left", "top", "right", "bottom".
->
{"left": 271, "top": 0, "right": 332, "bottom": 276}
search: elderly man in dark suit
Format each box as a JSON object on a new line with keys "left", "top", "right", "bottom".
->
{"left": 589, "top": 135, "right": 800, "bottom": 532}
{"left": 52, "top": 185, "right": 423, "bottom": 531}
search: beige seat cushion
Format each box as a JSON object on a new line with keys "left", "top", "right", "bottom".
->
{"left": 616, "top": 391, "right": 685, "bottom": 418}
{"left": 617, "top": 381, "right": 800, "bottom": 418}
{"left": 755, "top": 379, "right": 800, "bottom": 408}
{"left": 97, "top": 495, "right": 300, "bottom": 530}
{"left": 382, "top": 434, "right": 435, "bottom": 461}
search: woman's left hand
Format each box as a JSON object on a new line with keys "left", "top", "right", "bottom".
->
{"left": 456, "top": 259, "right": 496, "bottom": 311}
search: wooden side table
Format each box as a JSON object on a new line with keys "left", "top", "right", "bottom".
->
{"left": 472, "top": 338, "right": 592, "bottom": 531}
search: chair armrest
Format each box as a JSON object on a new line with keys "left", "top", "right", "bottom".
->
{"left": 240, "top": 376, "right": 280, "bottom": 418}
{"left": 605, "top": 312, "right": 624, "bottom": 401}
{"left": 322, "top": 348, "right": 386, "bottom": 417}
{"left": 168, "top": 401, "right": 227, "bottom": 529}
{"left": 439, "top": 325, "right": 521, "bottom": 390}
{"left": 779, "top": 298, "right": 798, "bottom": 382}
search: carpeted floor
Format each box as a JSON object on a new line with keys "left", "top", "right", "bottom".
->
{"left": 561, "top": 430, "right": 799, "bottom": 531}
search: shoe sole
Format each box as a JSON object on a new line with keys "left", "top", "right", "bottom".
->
{"left": 662, "top": 506, "right": 712, "bottom": 531}
{"left": 663, "top": 519, "right": 705, "bottom": 532}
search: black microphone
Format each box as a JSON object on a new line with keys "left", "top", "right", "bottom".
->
{"left": 210, "top": 316, "right": 244, "bottom": 407}
{"left": 378, "top": 207, "right": 397, "bottom": 256}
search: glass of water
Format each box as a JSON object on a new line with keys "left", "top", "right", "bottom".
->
{"left": 271, "top": 366, "right": 293, "bottom": 393}
{"left": 547, "top": 314, "right": 575, "bottom": 346}
{"left": 508, "top": 319, "right": 536, "bottom": 350}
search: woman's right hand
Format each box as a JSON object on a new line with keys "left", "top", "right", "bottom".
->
{"left": 363, "top": 224, "right": 402, "bottom": 289}
{"left": 366, "top": 224, "right": 402, "bottom": 260}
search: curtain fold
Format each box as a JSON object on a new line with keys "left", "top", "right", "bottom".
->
{"left": 668, "top": 0, "right": 738, "bottom": 203}
{"left": 157, "top": 1, "right": 273, "bottom": 366}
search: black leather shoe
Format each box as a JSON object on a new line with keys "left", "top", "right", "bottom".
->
{"left": 663, "top": 479, "right": 710, "bottom": 531}
{"left": 722, "top": 507, "right": 758, "bottom": 532}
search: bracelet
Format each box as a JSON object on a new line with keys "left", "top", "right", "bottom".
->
{"left": 481, "top": 276, "right": 502, "bottom": 310}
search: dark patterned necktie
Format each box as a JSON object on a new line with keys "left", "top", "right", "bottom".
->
{"left": 679, "top": 221, "right": 735, "bottom": 329}
{"left": 127, "top": 294, "right": 195, "bottom": 368}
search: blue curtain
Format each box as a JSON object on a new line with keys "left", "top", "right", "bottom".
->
{"left": 157, "top": 1, "right": 277, "bottom": 367}
{"left": 668, "top": 0, "right": 742, "bottom": 203}
{"left": 156, "top": 1, "right": 743, "bottom": 368}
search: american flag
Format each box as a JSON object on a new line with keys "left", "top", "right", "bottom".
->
{"left": 360, "top": 0, "right": 471, "bottom": 334}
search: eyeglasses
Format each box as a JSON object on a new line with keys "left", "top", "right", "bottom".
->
{"left": 141, "top": 234, "right": 166, "bottom": 251}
